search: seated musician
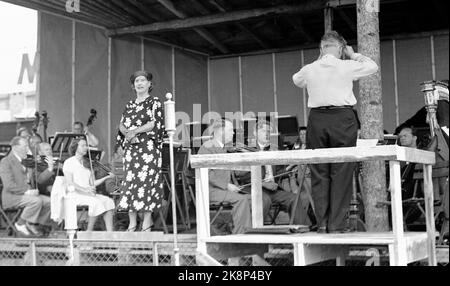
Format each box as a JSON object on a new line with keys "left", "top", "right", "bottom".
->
{"left": 62, "top": 138, "right": 115, "bottom": 231}
{"left": 0, "top": 136, "right": 51, "bottom": 237}
{"left": 73, "top": 121, "right": 99, "bottom": 148}
{"left": 197, "top": 119, "right": 252, "bottom": 234}
{"left": 236, "top": 120, "right": 311, "bottom": 226}
{"left": 398, "top": 126, "right": 418, "bottom": 149}
{"left": 35, "top": 142, "right": 59, "bottom": 196}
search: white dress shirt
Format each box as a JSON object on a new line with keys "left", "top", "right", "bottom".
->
{"left": 292, "top": 53, "right": 378, "bottom": 108}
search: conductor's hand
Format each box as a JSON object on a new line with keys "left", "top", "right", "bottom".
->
{"left": 344, "top": 45, "right": 356, "bottom": 59}
{"left": 262, "top": 181, "right": 278, "bottom": 191}
{"left": 227, "top": 183, "right": 241, "bottom": 193}
{"left": 106, "top": 172, "right": 116, "bottom": 180}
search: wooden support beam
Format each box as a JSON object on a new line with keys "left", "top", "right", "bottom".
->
{"left": 285, "top": 16, "right": 315, "bottom": 43}
{"left": 156, "top": 0, "right": 229, "bottom": 54}
{"left": 324, "top": 6, "right": 334, "bottom": 32}
{"left": 190, "top": 146, "right": 435, "bottom": 169}
{"left": 110, "top": 0, "right": 150, "bottom": 24}
{"left": 107, "top": 1, "right": 327, "bottom": 37}
{"left": 357, "top": 0, "right": 389, "bottom": 233}
{"left": 207, "top": 0, "right": 271, "bottom": 50}
{"left": 128, "top": 0, "right": 166, "bottom": 22}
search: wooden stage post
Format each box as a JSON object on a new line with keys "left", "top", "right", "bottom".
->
{"left": 195, "top": 168, "right": 210, "bottom": 253}
{"left": 251, "top": 166, "right": 263, "bottom": 228}
{"left": 389, "top": 161, "right": 407, "bottom": 265}
{"left": 423, "top": 164, "right": 437, "bottom": 266}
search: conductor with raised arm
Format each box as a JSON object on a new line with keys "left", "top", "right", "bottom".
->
{"left": 292, "top": 31, "right": 378, "bottom": 233}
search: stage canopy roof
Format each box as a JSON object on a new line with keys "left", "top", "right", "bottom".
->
{"left": 2, "top": 0, "right": 448, "bottom": 56}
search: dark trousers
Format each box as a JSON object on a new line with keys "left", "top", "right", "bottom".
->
{"left": 306, "top": 108, "right": 358, "bottom": 231}
{"left": 262, "top": 189, "right": 311, "bottom": 226}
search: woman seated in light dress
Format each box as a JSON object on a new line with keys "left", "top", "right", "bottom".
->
{"left": 63, "top": 138, "right": 116, "bottom": 231}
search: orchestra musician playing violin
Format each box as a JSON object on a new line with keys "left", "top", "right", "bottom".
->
{"left": 62, "top": 138, "right": 115, "bottom": 231}
{"left": 0, "top": 136, "right": 51, "bottom": 237}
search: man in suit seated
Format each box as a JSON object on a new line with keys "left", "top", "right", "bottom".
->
{"left": 236, "top": 120, "right": 311, "bottom": 226}
{"left": 0, "top": 136, "right": 51, "bottom": 237}
{"left": 197, "top": 119, "right": 252, "bottom": 234}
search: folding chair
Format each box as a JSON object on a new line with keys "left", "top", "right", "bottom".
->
{"left": 0, "top": 180, "right": 25, "bottom": 236}
{"left": 0, "top": 205, "right": 24, "bottom": 236}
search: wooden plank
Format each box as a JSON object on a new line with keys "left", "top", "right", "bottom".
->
{"left": 251, "top": 166, "right": 264, "bottom": 228}
{"left": 156, "top": 0, "right": 229, "bottom": 54}
{"left": 209, "top": 166, "right": 251, "bottom": 171}
{"left": 76, "top": 231, "right": 165, "bottom": 241}
{"left": 200, "top": 232, "right": 427, "bottom": 245}
{"left": 206, "top": 243, "right": 268, "bottom": 260}
{"left": 190, "top": 146, "right": 435, "bottom": 169}
{"left": 397, "top": 147, "right": 436, "bottom": 166}
{"left": 422, "top": 164, "right": 437, "bottom": 266}
{"left": 294, "top": 243, "right": 348, "bottom": 266}
{"left": 324, "top": 7, "right": 333, "bottom": 33}
{"left": 196, "top": 168, "right": 211, "bottom": 253}
{"left": 389, "top": 161, "right": 407, "bottom": 266}
{"left": 107, "top": 1, "right": 327, "bottom": 36}
{"left": 405, "top": 235, "right": 429, "bottom": 263}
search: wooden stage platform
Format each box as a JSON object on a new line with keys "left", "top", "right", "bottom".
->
{"left": 202, "top": 232, "right": 429, "bottom": 266}
{"left": 190, "top": 145, "right": 439, "bottom": 266}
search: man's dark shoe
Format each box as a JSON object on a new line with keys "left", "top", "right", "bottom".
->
{"left": 26, "top": 222, "right": 44, "bottom": 237}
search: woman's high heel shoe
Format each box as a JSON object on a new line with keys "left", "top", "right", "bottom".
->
{"left": 127, "top": 226, "right": 137, "bottom": 232}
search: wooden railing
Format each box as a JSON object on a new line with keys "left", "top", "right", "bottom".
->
{"left": 190, "top": 145, "right": 437, "bottom": 266}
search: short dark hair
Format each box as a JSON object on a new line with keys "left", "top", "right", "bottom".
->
{"left": 321, "top": 31, "right": 347, "bottom": 47}
{"left": 399, "top": 126, "right": 417, "bottom": 137}
{"left": 298, "top": 126, "right": 307, "bottom": 132}
{"left": 130, "top": 70, "right": 153, "bottom": 84}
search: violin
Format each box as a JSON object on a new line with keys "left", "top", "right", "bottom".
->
{"left": 21, "top": 155, "right": 62, "bottom": 170}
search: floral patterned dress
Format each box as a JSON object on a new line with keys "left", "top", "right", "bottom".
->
{"left": 116, "top": 96, "right": 164, "bottom": 212}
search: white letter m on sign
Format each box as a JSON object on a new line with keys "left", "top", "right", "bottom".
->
{"left": 66, "top": 0, "right": 80, "bottom": 13}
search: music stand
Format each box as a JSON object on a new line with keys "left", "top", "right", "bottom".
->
{"left": 277, "top": 115, "right": 299, "bottom": 149}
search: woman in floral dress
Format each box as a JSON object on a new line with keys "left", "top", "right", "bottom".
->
{"left": 117, "top": 70, "right": 164, "bottom": 232}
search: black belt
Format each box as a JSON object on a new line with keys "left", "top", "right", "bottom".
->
{"left": 312, "top": 105, "right": 353, "bottom": 110}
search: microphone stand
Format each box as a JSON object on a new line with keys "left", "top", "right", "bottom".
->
{"left": 164, "top": 93, "right": 180, "bottom": 266}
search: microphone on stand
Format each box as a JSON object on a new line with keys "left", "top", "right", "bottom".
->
{"left": 164, "top": 92, "right": 180, "bottom": 266}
